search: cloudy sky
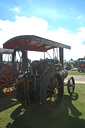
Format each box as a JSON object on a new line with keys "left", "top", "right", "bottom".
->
{"left": 0, "top": 0, "right": 85, "bottom": 60}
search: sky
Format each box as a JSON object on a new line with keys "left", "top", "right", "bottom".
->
{"left": 0, "top": 0, "right": 85, "bottom": 61}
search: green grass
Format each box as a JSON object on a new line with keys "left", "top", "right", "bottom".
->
{"left": 68, "top": 70, "right": 85, "bottom": 75}
{"left": 0, "top": 85, "right": 85, "bottom": 128}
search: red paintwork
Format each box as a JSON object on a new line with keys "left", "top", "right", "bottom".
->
{"left": 3, "top": 35, "right": 71, "bottom": 51}
{"left": 0, "top": 71, "right": 16, "bottom": 96}
{"left": 3, "top": 35, "right": 53, "bottom": 52}
{"left": 77, "top": 63, "right": 85, "bottom": 69}
{"left": 77, "top": 58, "right": 85, "bottom": 71}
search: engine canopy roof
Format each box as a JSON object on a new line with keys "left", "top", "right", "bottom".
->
{"left": 3, "top": 35, "right": 71, "bottom": 52}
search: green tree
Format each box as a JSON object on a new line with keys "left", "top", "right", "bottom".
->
{"left": 70, "top": 58, "right": 73, "bottom": 61}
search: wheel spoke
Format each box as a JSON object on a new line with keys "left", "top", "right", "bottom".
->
{"left": 47, "top": 88, "right": 53, "bottom": 92}
{"left": 1, "top": 86, "right": 6, "bottom": 90}
{"left": 6, "top": 86, "right": 10, "bottom": 93}
{"left": 1, "top": 79, "right": 7, "bottom": 83}
{"left": 10, "top": 76, "right": 15, "bottom": 81}
{"left": 0, "top": 83, "right": 8, "bottom": 87}
{"left": 11, "top": 80, "right": 16, "bottom": 84}
{"left": 3, "top": 75, "right": 9, "bottom": 82}
{"left": 9, "top": 84, "right": 14, "bottom": 88}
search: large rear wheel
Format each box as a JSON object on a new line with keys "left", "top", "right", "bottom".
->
{"left": 41, "top": 66, "right": 53, "bottom": 79}
{"left": 0, "top": 70, "right": 16, "bottom": 97}
{"left": 40, "top": 72, "right": 63, "bottom": 111}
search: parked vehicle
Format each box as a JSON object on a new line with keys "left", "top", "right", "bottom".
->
{"left": 3, "top": 35, "right": 75, "bottom": 111}
{"left": 77, "top": 58, "right": 85, "bottom": 72}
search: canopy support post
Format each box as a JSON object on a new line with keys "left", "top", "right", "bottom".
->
{"left": 59, "top": 48, "right": 64, "bottom": 68}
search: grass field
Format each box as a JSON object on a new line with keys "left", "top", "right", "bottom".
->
{"left": 68, "top": 70, "right": 85, "bottom": 75}
{"left": 0, "top": 84, "right": 85, "bottom": 128}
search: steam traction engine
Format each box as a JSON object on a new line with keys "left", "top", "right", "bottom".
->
{"left": 3, "top": 35, "right": 75, "bottom": 111}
